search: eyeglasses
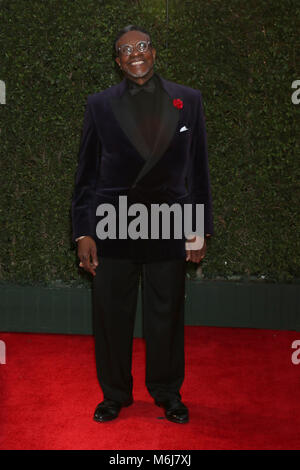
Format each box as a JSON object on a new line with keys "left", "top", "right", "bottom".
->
{"left": 118, "top": 40, "right": 151, "bottom": 56}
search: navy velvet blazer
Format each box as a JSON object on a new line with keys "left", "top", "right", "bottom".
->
{"left": 71, "top": 74, "right": 213, "bottom": 262}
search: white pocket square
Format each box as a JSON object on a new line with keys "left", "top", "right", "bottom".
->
{"left": 180, "top": 125, "right": 189, "bottom": 133}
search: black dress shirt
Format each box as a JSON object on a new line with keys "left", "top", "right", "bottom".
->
{"left": 125, "top": 73, "right": 163, "bottom": 159}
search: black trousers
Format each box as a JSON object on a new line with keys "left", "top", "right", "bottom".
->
{"left": 92, "top": 257, "right": 186, "bottom": 404}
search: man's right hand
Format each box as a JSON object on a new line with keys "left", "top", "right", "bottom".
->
{"left": 77, "top": 236, "right": 99, "bottom": 277}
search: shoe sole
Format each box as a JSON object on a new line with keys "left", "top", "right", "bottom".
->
{"left": 165, "top": 415, "right": 189, "bottom": 424}
{"left": 93, "top": 414, "right": 118, "bottom": 423}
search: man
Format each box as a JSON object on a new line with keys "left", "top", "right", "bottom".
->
{"left": 72, "top": 25, "right": 213, "bottom": 424}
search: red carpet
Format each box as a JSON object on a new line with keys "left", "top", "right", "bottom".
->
{"left": 0, "top": 326, "right": 300, "bottom": 450}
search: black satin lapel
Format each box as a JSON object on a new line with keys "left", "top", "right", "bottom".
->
{"left": 109, "top": 95, "right": 151, "bottom": 161}
{"left": 133, "top": 91, "right": 179, "bottom": 185}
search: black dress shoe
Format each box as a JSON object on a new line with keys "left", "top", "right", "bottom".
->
{"left": 93, "top": 397, "right": 133, "bottom": 422}
{"left": 155, "top": 398, "right": 189, "bottom": 424}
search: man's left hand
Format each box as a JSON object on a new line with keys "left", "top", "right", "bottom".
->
{"left": 185, "top": 236, "right": 207, "bottom": 263}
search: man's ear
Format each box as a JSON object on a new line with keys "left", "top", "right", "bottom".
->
{"left": 115, "top": 56, "right": 121, "bottom": 68}
{"left": 152, "top": 47, "right": 157, "bottom": 62}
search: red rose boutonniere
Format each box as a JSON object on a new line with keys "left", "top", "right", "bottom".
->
{"left": 173, "top": 98, "right": 183, "bottom": 109}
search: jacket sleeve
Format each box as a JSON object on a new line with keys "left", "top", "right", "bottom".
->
{"left": 71, "top": 97, "right": 101, "bottom": 244}
{"left": 190, "top": 91, "right": 213, "bottom": 237}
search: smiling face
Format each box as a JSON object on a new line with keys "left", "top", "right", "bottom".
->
{"left": 115, "top": 30, "right": 156, "bottom": 85}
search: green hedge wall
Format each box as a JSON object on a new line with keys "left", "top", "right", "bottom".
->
{"left": 0, "top": 0, "right": 299, "bottom": 285}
